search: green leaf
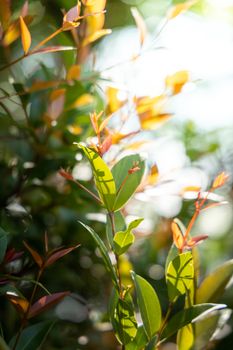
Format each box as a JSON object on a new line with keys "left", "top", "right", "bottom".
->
{"left": 78, "top": 144, "right": 116, "bottom": 211}
{"left": 161, "top": 303, "right": 226, "bottom": 341}
{"left": 165, "top": 244, "right": 178, "bottom": 273}
{"left": 196, "top": 259, "right": 233, "bottom": 303}
{"left": 9, "top": 321, "right": 54, "bottom": 350}
{"left": 109, "top": 288, "right": 137, "bottom": 345}
{"left": 79, "top": 221, "right": 118, "bottom": 288}
{"left": 131, "top": 272, "right": 161, "bottom": 340}
{"left": 125, "top": 325, "right": 148, "bottom": 350}
{"left": 113, "top": 218, "right": 143, "bottom": 255}
{"left": 0, "top": 227, "right": 8, "bottom": 264}
{"left": 166, "top": 252, "right": 194, "bottom": 302}
{"left": 177, "top": 324, "right": 194, "bottom": 350}
{"left": 0, "top": 335, "right": 10, "bottom": 350}
{"left": 106, "top": 211, "right": 126, "bottom": 249}
{"left": 112, "top": 154, "right": 145, "bottom": 211}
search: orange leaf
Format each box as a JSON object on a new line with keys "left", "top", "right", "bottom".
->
{"left": 67, "top": 124, "right": 83, "bottom": 135}
{"left": 212, "top": 172, "right": 229, "bottom": 189}
{"left": 84, "top": 0, "right": 106, "bottom": 35}
{"left": 66, "top": 64, "right": 81, "bottom": 81}
{"left": 99, "top": 114, "right": 113, "bottom": 133}
{"left": 171, "top": 221, "right": 184, "bottom": 250}
{"left": 82, "top": 29, "right": 112, "bottom": 46}
{"left": 45, "top": 244, "right": 80, "bottom": 267}
{"left": 131, "top": 7, "right": 147, "bottom": 48}
{"left": 3, "top": 15, "right": 33, "bottom": 46}
{"left": 19, "top": 16, "right": 31, "bottom": 54}
{"left": 106, "top": 87, "right": 126, "bottom": 114}
{"left": 70, "top": 93, "right": 94, "bottom": 109}
{"left": 6, "top": 293, "right": 29, "bottom": 315}
{"left": 165, "top": 70, "right": 189, "bottom": 95}
{"left": 28, "top": 291, "right": 70, "bottom": 319}
{"left": 23, "top": 241, "right": 43, "bottom": 268}
{"left": 167, "top": 0, "right": 197, "bottom": 20}
{"left": 99, "top": 135, "right": 112, "bottom": 155}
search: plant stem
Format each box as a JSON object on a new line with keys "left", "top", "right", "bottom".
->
{"left": 108, "top": 212, "right": 123, "bottom": 297}
{"left": 72, "top": 179, "right": 102, "bottom": 204}
{"left": 31, "top": 28, "right": 63, "bottom": 53}
{"left": 156, "top": 302, "right": 173, "bottom": 349}
{"left": 12, "top": 269, "right": 43, "bottom": 350}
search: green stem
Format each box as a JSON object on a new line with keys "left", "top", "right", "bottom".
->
{"left": 108, "top": 212, "right": 123, "bottom": 297}
{"left": 12, "top": 269, "right": 43, "bottom": 350}
{"left": 156, "top": 302, "right": 173, "bottom": 349}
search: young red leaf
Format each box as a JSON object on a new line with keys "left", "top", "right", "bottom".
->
{"left": 99, "top": 135, "right": 112, "bottom": 155}
{"left": 45, "top": 244, "right": 80, "bottom": 267}
{"left": 171, "top": 221, "right": 184, "bottom": 251}
{"left": 59, "top": 168, "right": 74, "bottom": 181}
{"left": 63, "top": 3, "right": 81, "bottom": 31}
{"left": 23, "top": 241, "right": 43, "bottom": 268}
{"left": 187, "top": 234, "right": 208, "bottom": 248}
{"left": 4, "top": 248, "right": 24, "bottom": 263}
{"left": 19, "top": 16, "right": 31, "bottom": 54}
{"left": 28, "top": 291, "right": 70, "bottom": 319}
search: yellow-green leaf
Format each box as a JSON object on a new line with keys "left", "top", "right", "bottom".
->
{"left": 109, "top": 288, "right": 137, "bottom": 345}
{"left": 113, "top": 218, "right": 143, "bottom": 255}
{"left": 196, "top": 259, "right": 233, "bottom": 303}
{"left": 78, "top": 144, "right": 116, "bottom": 211}
{"left": 112, "top": 154, "right": 145, "bottom": 211}
{"left": 166, "top": 252, "right": 194, "bottom": 302}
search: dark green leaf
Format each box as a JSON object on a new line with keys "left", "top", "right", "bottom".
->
{"left": 112, "top": 154, "right": 145, "bottom": 211}
{"left": 0, "top": 227, "right": 8, "bottom": 264}
{"left": 79, "top": 221, "right": 118, "bottom": 288}
{"left": 166, "top": 252, "right": 194, "bottom": 302}
{"left": 109, "top": 288, "right": 137, "bottom": 345}
{"left": 0, "top": 335, "right": 10, "bottom": 350}
{"left": 78, "top": 144, "right": 116, "bottom": 211}
{"left": 161, "top": 303, "right": 226, "bottom": 341}
{"left": 196, "top": 259, "right": 233, "bottom": 303}
{"left": 131, "top": 272, "right": 161, "bottom": 340}
{"left": 9, "top": 321, "right": 54, "bottom": 350}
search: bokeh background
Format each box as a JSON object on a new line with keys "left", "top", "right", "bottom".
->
{"left": 0, "top": 0, "right": 233, "bottom": 349}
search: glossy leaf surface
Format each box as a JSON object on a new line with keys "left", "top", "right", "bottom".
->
{"left": 131, "top": 272, "right": 161, "bottom": 340}
{"left": 166, "top": 252, "right": 194, "bottom": 301}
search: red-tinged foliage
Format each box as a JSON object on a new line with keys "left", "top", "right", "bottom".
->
{"left": 45, "top": 244, "right": 80, "bottom": 267}
{"left": 4, "top": 248, "right": 24, "bottom": 263}
{"left": 59, "top": 169, "right": 74, "bottom": 181}
{"left": 28, "top": 291, "right": 70, "bottom": 319}
{"left": 23, "top": 241, "right": 43, "bottom": 268}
